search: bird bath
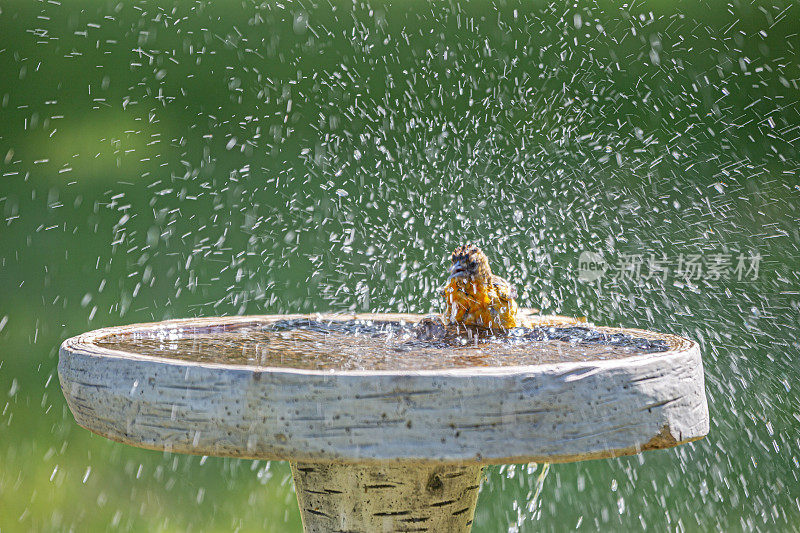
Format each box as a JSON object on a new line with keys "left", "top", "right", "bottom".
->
{"left": 59, "top": 310, "right": 709, "bottom": 532}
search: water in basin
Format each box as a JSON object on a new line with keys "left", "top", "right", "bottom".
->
{"left": 95, "top": 318, "right": 671, "bottom": 371}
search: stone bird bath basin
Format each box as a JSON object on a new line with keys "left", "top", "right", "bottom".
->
{"left": 59, "top": 310, "right": 709, "bottom": 532}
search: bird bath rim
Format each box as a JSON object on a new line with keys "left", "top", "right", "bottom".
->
{"left": 59, "top": 311, "right": 708, "bottom": 466}
{"left": 60, "top": 311, "right": 696, "bottom": 377}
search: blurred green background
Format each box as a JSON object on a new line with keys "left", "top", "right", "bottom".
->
{"left": 1, "top": 0, "right": 799, "bottom": 530}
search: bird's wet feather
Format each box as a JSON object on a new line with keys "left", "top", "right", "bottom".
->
{"left": 442, "top": 244, "right": 519, "bottom": 329}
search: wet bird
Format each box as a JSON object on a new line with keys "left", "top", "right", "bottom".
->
{"left": 441, "top": 244, "right": 519, "bottom": 329}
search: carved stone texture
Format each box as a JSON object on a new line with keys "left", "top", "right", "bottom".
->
{"left": 291, "top": 462, "right": 482, "bottom": 532}
{"left": 58, "top": 312, "right": 709, "bottom": 532}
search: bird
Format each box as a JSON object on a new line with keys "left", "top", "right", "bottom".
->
{"left": 441, "top": 244, "right": 519, "bottom": 329}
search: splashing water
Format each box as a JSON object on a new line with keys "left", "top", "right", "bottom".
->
{"left": 94, "top": 318, "right": 671, "bottom": 370}
{"left": 1, "top": 0, "right": 799, "bottom": 531}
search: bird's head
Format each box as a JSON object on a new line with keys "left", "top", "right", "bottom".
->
{"left": 448, "top": 244, "right": 492, "bottom": 282}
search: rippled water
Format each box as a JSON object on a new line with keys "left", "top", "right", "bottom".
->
{"left": 95, "top": 318, "right": 671, "bottom": 370}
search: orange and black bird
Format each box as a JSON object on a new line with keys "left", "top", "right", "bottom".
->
{"left": 442, "top": 244, "right": 519, "bottom": 329}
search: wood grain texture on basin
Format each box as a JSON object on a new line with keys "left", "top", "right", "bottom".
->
{"left": 58, "top": 311, "right": 709, "bottom": 465}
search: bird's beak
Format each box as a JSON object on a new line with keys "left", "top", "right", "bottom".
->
{"left": 448, "top": 260, "right": 468, "bottom": 280}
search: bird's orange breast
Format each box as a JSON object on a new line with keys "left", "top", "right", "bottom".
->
{"left": 443, "top": 278, "right": 518, "bottom": 329}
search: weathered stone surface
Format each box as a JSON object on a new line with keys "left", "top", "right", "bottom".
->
{"left": 291, "top": 462, "right": 482, "bottom": 532}
{"left": 59, "top": 312, "right": 708, "bottom": 532}
{"left": 58, "top": 312, "right": 708, "bottom": 465}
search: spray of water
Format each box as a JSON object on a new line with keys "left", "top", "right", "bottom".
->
{"left": 0, "top": 0, "right": 798, "bottom": 530}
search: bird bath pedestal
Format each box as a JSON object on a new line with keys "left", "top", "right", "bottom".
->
{"left": 59, "top": 311, "right": 709, "bottom": 532}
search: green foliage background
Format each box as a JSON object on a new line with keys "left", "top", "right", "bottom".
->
{"left": 1, "top": 0, "right": 799, "bottom": 531}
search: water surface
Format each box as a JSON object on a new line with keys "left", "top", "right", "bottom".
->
{"left": 96, "top": 318, "right": 670, "bottom": 371}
